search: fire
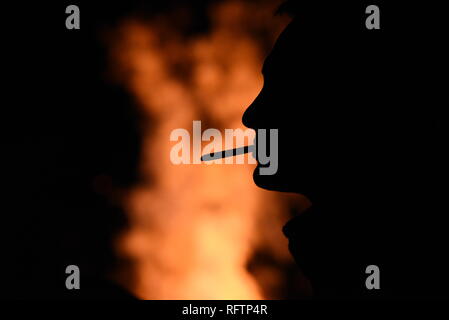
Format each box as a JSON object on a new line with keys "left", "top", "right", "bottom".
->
{"left": 108, "top": 0, "right": 307, "bottom": 299}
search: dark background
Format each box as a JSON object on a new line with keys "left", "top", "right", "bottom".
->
{"left": 3, "top": 0, "right": 173, "bottom": 299}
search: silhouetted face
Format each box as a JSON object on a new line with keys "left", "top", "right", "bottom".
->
{"left": 243, "top": 20, "right": 363, "bottom": 200}
{"left": 242, "top": 18, "right": 399, "bottom": 293}
{"left": 242, "top": 5, "right": 446, "bottom": 298}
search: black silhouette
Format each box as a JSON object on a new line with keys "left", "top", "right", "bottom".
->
{"left": 242, "top": 1, "right": 448, "bottom": 298}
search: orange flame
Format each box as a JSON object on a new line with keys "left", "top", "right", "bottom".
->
{"left": 109, "top": 0, "right": 307, "bottom": 299}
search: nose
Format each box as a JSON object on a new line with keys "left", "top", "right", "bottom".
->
{"left": 242, "top": 92, "right": 262, "bottom": 129}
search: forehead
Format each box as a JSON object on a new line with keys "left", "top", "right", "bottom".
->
{"left": 262, "top": 20, "right": 339, "bottom": 77}
{"left": 262, "top": 22, "right": 303, "bottom": 74}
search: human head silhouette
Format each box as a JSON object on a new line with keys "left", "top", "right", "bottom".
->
{"left": 242, "top": 1, "right": 447, "bottom": 297}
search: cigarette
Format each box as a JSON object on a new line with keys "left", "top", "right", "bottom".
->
{"left": 201, "top": 145, "right": 254, "bottom": 162}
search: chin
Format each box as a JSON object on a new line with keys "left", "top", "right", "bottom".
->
{"left": 252, "top": 166, "right": 297, "bottom": 193}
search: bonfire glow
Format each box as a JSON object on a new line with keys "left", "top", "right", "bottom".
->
{"left": 108, "top": 0, "right": 308, "bottom": 299}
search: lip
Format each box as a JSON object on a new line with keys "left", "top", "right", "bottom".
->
{"left": 251, "top": 134, "right": 258, "bottom": 161}
{"left": 251, "top": 128, "right": 273, "bottom": 165}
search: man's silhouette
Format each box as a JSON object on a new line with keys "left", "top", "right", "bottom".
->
{"left": 243, "top": 1, "right": 447, "bottom": 298}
